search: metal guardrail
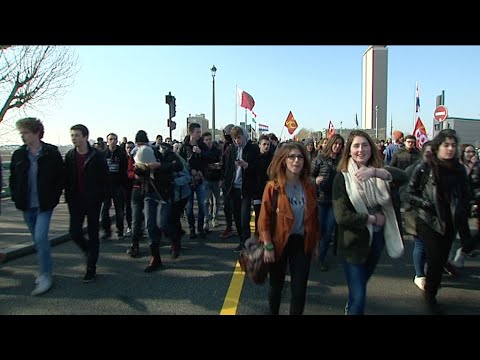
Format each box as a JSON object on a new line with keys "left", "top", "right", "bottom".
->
{"left": 1, "top": 161, "right": 9, "bottom": 198}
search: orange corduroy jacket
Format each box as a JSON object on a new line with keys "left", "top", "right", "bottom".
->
{"left": 258, "top": 180, "right": 320, "bottom": 258}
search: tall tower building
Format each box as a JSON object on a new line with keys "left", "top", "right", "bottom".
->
{"left": 186, "top": 113, "right": 210, "bottom": 134}
{"left": 362, "top": 45, "right": 388, "bottom": 140}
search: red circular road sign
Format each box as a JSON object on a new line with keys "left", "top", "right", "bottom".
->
{"left": 434, "top": 105, "right": 448, "bottom": 122}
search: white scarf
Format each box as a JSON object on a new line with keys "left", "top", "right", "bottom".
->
{"left": 342, "top": 158, "right": 404, "bottom": 258}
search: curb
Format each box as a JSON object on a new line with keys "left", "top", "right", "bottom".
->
{"left": 1, "top": 233, "right": 72, "bottom": 263}
{"left": 0, "top": 214, "right": 117, "bottom": 264}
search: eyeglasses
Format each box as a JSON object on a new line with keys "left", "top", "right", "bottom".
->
{"left": 287, "top": 154, "right": 305, "bottom": 160}
{"left": 465, "top": 150, "right": 476, "bottom": 153}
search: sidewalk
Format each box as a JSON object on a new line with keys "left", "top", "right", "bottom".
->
{"left": 0, "top": 198, "right": 72, "bottom": 262}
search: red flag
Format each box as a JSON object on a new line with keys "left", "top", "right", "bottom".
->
{"left": 237, "top": 87, "right": 255, "bottom": 111}
{"left": 413, "top": 117, "right": 428, "bottom": 149}
{"left": 284, "top": 111, "right": 298, "bottom": 135}
{"left": 327, "top": 121, "right": 336, "bottom": 139}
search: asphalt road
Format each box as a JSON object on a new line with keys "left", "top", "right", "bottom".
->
{"left": 1, "top": 200, "right": 479, "bottom": 315}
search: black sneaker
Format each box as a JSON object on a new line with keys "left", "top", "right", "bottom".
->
{"left": 83, "top": 270, "right": 96, "bottom": 283}
{"left": 234, "top": 244, "right": 243, "bottom": 253}
{"left": 126, "top": 244, "right": 139, "bottom": 258}
{"left": 100, "top": 233, "right": 112, "bottom": 240}
{"left": 199, "top": 231, "right": 207, "bottom": 239}
{"left": 443, "top": 262, "right": 459, "bottom": 277}
{"left": 319, "top": 262, "right": 329, "bottom": 272}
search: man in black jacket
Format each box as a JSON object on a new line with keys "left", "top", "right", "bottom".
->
{"left": 65, "top": 124, "right": 109, "bottom": 283}
{"left": 100, "top": 132, "right": 128, "bottom": 240}
{"left": 178, "top": 123, "right": 215, "bottom": 239}
{"left": 10, "top": 117, "right": 64, "bottom": 295}
{"left": 223, "top": 126, "right": 259, "bottom": 252}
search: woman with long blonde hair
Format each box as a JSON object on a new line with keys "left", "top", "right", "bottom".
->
{"left": 333, "top": 130, "right": 407, "bottom": 315}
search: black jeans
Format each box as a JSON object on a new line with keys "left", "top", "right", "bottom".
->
{"left": 68, "top": 197, "right": 101, "bottom": 272}
{"left": 223, "top": 189, "right": 233, "bottom": 229}
{"left": 417, "top": 219, "right": 454, "bottom": 300}
{"left": 101, "top": 184, "right": 125, "bottom": 235}
{"left": 167, "top": 197, "right": 189, "bottom": 249}
{"left": 125, "top": 183, "right": 133, "bottom": 229}
{"left": 254, "top": 203, "right": 261, "bottom": 235}
{"left": 228, "top": 189, "right": 252, "bottom": 244}
{"left": 268, "top": 234, "right": 311, "bottom": 315}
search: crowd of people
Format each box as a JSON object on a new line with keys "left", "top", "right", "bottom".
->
{"left": 3, "top": 117, "right": 480, "bottom": 315}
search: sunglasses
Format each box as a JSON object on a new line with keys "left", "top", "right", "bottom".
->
{"left": 287, "top": 154, "right": 305, "bottom": 160}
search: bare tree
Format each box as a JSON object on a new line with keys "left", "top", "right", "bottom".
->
{"left": 295, "top": 127, "right": 315, "bottom": 141}
{"left": 0, "top": 45, "right": 79, "bottom": 125}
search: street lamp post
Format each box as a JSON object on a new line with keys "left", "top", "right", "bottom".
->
{"left": 375, "top": 105, "right": 379, "bottom": 140}
{"left": 211, "top": 65, "right": 217, "bottom": 141}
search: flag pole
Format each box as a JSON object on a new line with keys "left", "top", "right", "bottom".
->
{"left": 414, "top": 81, "right": 418, "bottom": 131}
{"left": 235, "top": 85, "right": 238, "bottom": 125}
{"left": 390, "top": 113, "right": 393, "bottom": 139}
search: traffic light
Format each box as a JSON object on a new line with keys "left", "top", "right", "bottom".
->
{"left": 167, "top": 119, "right": 176, "bottom": 130}
{"left": 169, "top": 96, "right": 176, "bottom": 118}
{"left": 165, "top": 92, "right": 176, "bottom": 119}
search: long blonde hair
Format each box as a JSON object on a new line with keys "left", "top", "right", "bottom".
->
{"left": 337, "top": 130, "right": 384, "bottom": 172}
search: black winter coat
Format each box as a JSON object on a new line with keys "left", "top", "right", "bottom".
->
{"left": 64, "top": 145, "right": 109, "bottom": 205}
{"left": 10, "top": 142, "right": 64, "bottom": 212}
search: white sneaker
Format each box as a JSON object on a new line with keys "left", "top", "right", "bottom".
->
{"left": 413, "top": 276, "right": 426, "bottom": 291}
{"left": 31, "top": 273, "right": 53, "bottom": 296}
{"left": 211, "top": 218, "right": 218, "bottom": 228}
{"left": 452, "top": 247, "right": 465, "bottom": 268}
{"left": 203, "top": 222, "right": 209, "bottom": 232}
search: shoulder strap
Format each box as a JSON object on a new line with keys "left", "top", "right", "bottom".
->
{"left": 270, "top": 188, "right": 278, "bottom": 236}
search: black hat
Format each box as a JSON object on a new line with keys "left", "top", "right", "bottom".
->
{"left": 223, "top": 124, "right": 235, "bottom": 135}
{"left": 135, "top": 130, "right": 149, "bottom": 143}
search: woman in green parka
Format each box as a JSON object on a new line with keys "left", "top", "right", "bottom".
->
{"left": 332, "top": 130, "right": 408, "bottom": 315}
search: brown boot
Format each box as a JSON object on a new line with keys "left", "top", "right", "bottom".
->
{"left": 144, "top": 244, "right": 164, "bottom": 273}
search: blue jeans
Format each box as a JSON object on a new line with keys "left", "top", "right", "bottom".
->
{"left": 187, "top": 181, "right": 206, "bottom": 231}
{"left": 413, "top": 236, "right": 426, "bottom": 277}
{"left": 318, "top": 204, "right": 336, "bottom": 263}
{"left": 204, "top": 180, "right": 221, "bottom": 222}
{"left": 23, "top": 208, "right": 53, "bottom": 275}
{"left": 131, "top": 188, "right": 162, "bottom": 247}
{"left": 342, "top": 231, "right": 385, "bottom": 315}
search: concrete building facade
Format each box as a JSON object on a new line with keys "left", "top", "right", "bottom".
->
{"left": 186, "top": 113, "right": 210, "bottom": 134}
{"left": 362, "top": 45, "right": 388, "bottom": 140}
{"left": 435, "top": 117, "right": 480, "bottom": 147}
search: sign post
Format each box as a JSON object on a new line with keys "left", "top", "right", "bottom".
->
{"left": 434, "top": 105, "right": 448, "bottom": 122}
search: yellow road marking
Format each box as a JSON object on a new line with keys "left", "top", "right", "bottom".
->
{"left": 220, "top": 210, "right": 256, "bottom": 315}
{"left": 220, "top": 260, "right": 245, "bottom": 315}
{"left": 250, "top": 211, "right": 255, "bottom": 232}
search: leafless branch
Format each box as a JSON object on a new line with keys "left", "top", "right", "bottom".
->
{"left": 0, "top": 46, "right": 79, "bottom": 124}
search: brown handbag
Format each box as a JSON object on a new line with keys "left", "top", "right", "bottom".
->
{"left": 239, "top": 189, "right": 278, "bottom": 284}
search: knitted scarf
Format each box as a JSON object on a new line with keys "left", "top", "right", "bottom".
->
{"left": 342, "top": 158, "right": 404, "bottom": 258}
